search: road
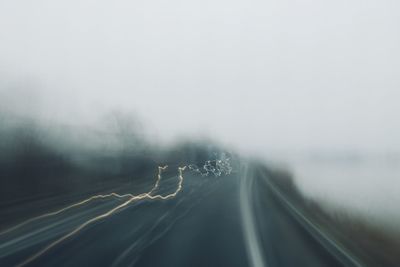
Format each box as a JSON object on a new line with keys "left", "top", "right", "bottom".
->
{"left": 0, "top": 162, "right": 363, "bottom": 267}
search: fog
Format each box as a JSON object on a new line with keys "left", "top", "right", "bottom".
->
{"left": 1, "top": 1, "right": 400, "bottom": 228}
{"left": 1, "top": 0, "right": 400, "bottom": 153}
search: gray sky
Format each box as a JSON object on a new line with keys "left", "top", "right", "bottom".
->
{"left": 1, "top": 0, "right": 400, "bottom": 155}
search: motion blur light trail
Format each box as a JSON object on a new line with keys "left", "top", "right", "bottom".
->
{"left": 1, "top": 160, "right": 228, "bottom": 238}
{"left": 14, "top": 156, "right": 233, "bottom": 267}
{"left": 0, "top": 193, "right": 132, "bottom": 236}
{"left": 16, "top": 165, "right": 184, "bottom": 267}
{"left": 0, "top": 166, "right": 169, "bottom": 237}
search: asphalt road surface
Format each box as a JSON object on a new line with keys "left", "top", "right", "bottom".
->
{"left": 0, "top": 162, "right": 363, "bottom": 267}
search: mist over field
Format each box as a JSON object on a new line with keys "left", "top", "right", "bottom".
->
{"left": 286, "top": 154, "right": 400, "bottom": 233}
{"left": 1, "top": 0, "right": 400, "bottom": 153}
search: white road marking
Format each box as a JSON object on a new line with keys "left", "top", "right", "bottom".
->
{"left": 240, "top": 163, "right": 267, "bottom": 267}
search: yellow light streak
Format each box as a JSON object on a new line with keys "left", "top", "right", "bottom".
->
{"left": 17, "top": 166, "right": 186, "bottom": 267}
{"left": 0, "top": 166, "right": 168, "bottom": 237}
{"left": 11, "top": 156, "right": 233, "bottom": 266}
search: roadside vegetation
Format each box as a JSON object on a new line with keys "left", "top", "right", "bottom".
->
{"left": 264, "top": 165, "right": 400, "bottom": 267}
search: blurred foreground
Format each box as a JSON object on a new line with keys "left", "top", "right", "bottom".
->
{"left": 0, "top": 116, "right": 399, "bottom": 267}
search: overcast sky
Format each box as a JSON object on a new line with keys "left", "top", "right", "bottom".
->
{"left": 1, "top": 0, "right": 399, "bottom": 156}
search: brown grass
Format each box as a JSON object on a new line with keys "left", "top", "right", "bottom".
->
{"left": 264, "top": 166, "right": 400, "bottom": 267}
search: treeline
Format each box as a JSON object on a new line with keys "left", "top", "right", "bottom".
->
{"left": 0, "top": 114, "right": 217, "bottom": 207}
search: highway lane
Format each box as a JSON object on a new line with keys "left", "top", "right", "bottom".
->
{"left": 136, "top": 164, "right": 356, "bottom": 267}
{"left": 0, "top": 163, "right": 361, "bottom": 267}
{"left": 247, "top": 165, "right": 362, "bottom": 267}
